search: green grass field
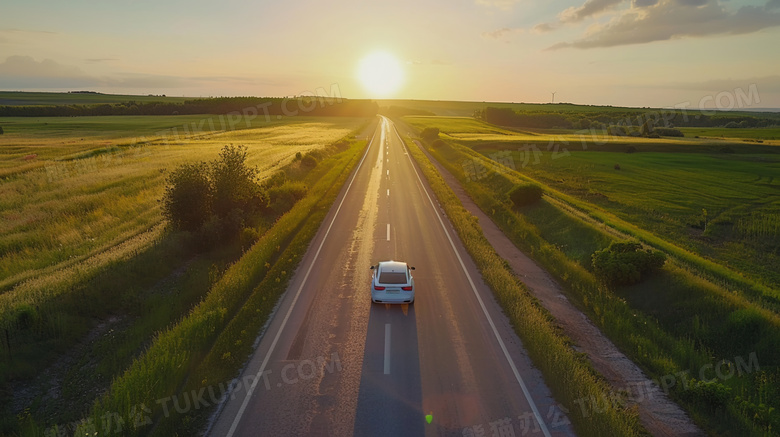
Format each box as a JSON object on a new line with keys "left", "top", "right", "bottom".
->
{"left": 0, "top": 91, "right": 190, "bottom": 106}
{"left": 405, "top": 116, "right": 780, "bottom": 291}
{"left": 404, "top": 115, "right": 780, "bottom": 435}
{"left": 679, "top": 126, "right": 780, "bottom": 140}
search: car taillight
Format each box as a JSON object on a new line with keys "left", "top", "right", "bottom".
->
{"left": 374, "top": 285, "right": 385, "bottom": 291}
{"left": 402, "top": 286, "right": 412, "bottom": 291}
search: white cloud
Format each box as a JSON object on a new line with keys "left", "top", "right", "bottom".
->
{"left": 0, "top": 56, "right": 287, "bottom": 92}
{"left": 532, "top": 22, "right": 559, "bottom": 33}
{"left": 545, "top": 0, "right": 780, "bottom": 50}
{"left": 559, "top": 0, "right": 624, "bottom": 23}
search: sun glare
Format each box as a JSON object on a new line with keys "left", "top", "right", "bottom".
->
{"left": 357, "top": 51, "right": 404, "bottom": 97}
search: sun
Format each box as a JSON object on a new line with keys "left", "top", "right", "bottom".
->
{"left": 357, "top": 51, "right": 404, "bottom": 97}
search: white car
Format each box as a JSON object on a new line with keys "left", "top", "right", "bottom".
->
{"left": 370, "top": 261, "right": 415, "bottom": 304}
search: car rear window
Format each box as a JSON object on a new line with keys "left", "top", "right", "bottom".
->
{"left": 378, "top": 272, "right": 407, "bottom": 284}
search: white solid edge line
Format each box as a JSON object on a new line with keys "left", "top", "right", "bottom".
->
{"left": 391, "top": 121, "right": 553, "bottom": 437}
{"left": 223, "top": 118, "right": 382, "bottom": 437}
{"left": 386, "top": 224, "right": 390, "bottom": 241}
{"left": 384, "top": 323, "right": 391, "bottom": 375}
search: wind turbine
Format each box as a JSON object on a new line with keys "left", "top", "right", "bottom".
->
{"left": 551, "top": 91, "right": 557, "bottom": 104}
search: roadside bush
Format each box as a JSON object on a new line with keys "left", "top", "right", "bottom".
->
{"left": 508, "top": 183, "right": 543, "bottom": 207}
{"left": 685, "top": 379, "right": 731, "bottom": 410}
{"left": 211, "top": 145, "right": 264, "bottom": 220}
{"left": 267, "top": 182, "right": 308, "bottom": 217}
{"left": 162, "top": 161, "right": 212, "bottom": 231}
{"left": 163, "top": 144, "right": 268, "bottom": 243}
{"left": 420, "top": 127, "right": 440, "bottom": 142}
{"left": 197, "top": 215, "right": 225, "bottom": 250}
{"left": 431, "top": 139, "right": 446, "bottom": 149}
{"left": 591, "top": 241, "right": 666, "bottom": 286}
{"left": 262, "top": 171, "right": 287, "bottom": 189}
{"left": 654, "top": 127, "right": 684, "bottom": 137}
{"left": 240, "top": 227, "right": 261, "bottom": 250}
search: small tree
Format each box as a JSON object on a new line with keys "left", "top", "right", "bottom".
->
{"left": 162, "top": 162, "right": 212, "bottom": 231}
{"left": 0, "top": 126, "right": 4, "bottom": 135}
{"left": 591, "top": 241, "right": 666, "bottom": 286}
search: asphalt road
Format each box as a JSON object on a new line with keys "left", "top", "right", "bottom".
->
{"left": 207, "top": 116, "right": 576, "bottom": 437}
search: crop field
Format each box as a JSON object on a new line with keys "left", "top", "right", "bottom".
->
{"left": 0, "top": 115, "right": 363, "bottom": 288}
{"left": 405, "top": 115, "right": 780, "bottom": 435}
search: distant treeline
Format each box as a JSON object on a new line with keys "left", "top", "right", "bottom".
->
{"left": 0, "top": 97, "right": 378, "bottom": 117}
{"left": 478, "top": 106, "right": 780, "bottom": 130}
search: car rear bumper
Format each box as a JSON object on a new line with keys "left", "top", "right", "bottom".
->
{"left": 371, "top": 290, "right": 414, "bottom": 304}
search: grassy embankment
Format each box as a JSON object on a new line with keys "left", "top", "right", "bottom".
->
{"left": 399, "top": 127, "right": 642, "bottom": 437}
{"left": 403, "top": 116, "right": 780, "bottom": 436}
{"left": 0, "top": 115, "right": 367, "bottom": 434}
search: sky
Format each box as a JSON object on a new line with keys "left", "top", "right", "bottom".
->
{"left": 1, "top": 0, "right": 779, "bottom": 109}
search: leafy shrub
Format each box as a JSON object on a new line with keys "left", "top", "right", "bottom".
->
{"left": 197, "top": 215, "right": 225, "bottom": 250}
{"left": 0, "top": 126, "right": 4, "bottom": 135}
{"left": 294, "top": 151, "right": 303, "bottom": 161}
{"left": 162, "top": 162, "right": 212, "bottom": 231}
{"left": 267, "top": 182, "right": 308, "bottom": 216}
{"left": 263, "top": 171, "right": 287, "bottom": 189}
{"left": 163, "top": 144, "right": 268, "bottom": 244}
{"left": 591, "top": 241, "right": 666, "bottom": 286}
{"left": 240, "top": 227, "right": 261, "bottom": 249}
{"left": 508, "top": 183, "right": 543, "bottom": 207}
{"left": 211, "top": 145, "right": 264, "bottom": 219}
{"left": 685, "top": 379, "right": 731, "bottom": 409}
{"left": 420, "top": 127, "right": 440, "bottom": 141}
{"left": 654, "top": 127, "right": 684, "bottom": 137}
